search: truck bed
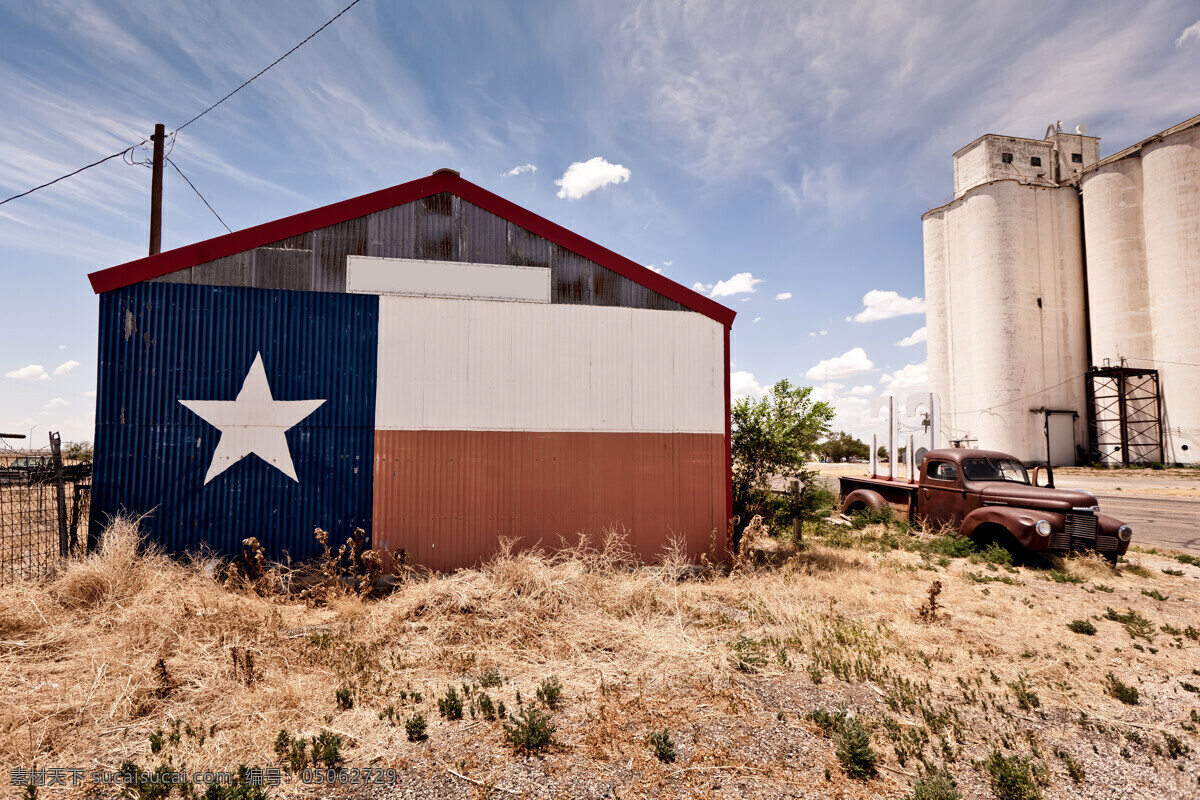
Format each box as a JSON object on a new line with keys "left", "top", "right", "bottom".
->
{"left": 838, "top": 475, "right": 919, "bottom": 521}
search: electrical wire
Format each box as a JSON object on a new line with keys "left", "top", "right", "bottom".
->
{"left": 941, "top": 372, "right": 1089, "bottom": 417}
{"left": 173, "top": 0, "right": 365, "bottom": 135}
{"left": 166, "top": 157, "right": 231, "bottom": 233}
{"left": 0, "top": 148, "right": 133, "bottom": 206}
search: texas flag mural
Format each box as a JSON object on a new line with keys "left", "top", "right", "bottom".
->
{"left": 92, "top": 278, "right": 727, "bottom": 570}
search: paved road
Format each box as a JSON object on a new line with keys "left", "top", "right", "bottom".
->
{"left": 813, "top": 474, "right": 1199, "bottom": 555}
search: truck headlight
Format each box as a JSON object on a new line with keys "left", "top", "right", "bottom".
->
{"left": 1117, "top": 525, "right": 1132, "bottom": 542}
{"left": 1035, "top": 520, "right": 1052, "bottom": 537}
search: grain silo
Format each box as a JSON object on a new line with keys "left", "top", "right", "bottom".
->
{"left": 925, "top": 115, "right": 1200, "bottom": 466}
{"left": 87, "top": 170, "right": 735, "bottom": 570}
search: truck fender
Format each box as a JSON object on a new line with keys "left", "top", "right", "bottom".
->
{"left": 840, "top": 489, "right": 886, "bottom": 516}
{"left": 1097, "top": 513, "right": 1132, "bottom": 556}
{"left": 961, "top": 507, "right": 1051, "bottom": 552}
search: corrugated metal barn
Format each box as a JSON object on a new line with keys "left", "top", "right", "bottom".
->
{"left": 87, "top": 170, "right": 736, "bottom": 571}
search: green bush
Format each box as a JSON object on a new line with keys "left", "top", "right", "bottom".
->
{"left": 437, "top": 686, "right": 463, "bottom": 719}
{"left": 1008, "top": 675, "right": 1040, "bottom": 711}
{"left": 405, "top": 713, "right": 427, "bottom": 741}
{"left": 477, "top": 692, "right": 496, "bottom": 720}
{"left": 504, "top": 704, "right": 555, "bottom": 751}
{"left": 648, "top": 729, "right": 676, "bottom": 763}
{"left": 335, "top": 686, "right": 353, "bottom": 711}
{"left": 1067, "top": 620, "right": 1096, "bottom": 635}
{"left": 908, "top": 767, "right": 962, "bottom": 800}
{"left": 984, "top": 751, "right": 1041, "bottom": 800}
{"left": 1104, "top": 673, "right": 1139, "bottom": 705}
{"left": 479, "top": 668, "right": 503, "bottom": 688}
{"left": 310, "top": 730, "right": 342, "bottom": 768}
{"left": 1054, "top": 747, "right": 1085, "bottom": 784}
{"left": 834, "top": 715, "right": 878, "bottom": 780}
{"left": 200, "top": 766, "right": 270, "bottom": 800}
{"left": 536, "top": 675, "right": 563, "bottom": 709}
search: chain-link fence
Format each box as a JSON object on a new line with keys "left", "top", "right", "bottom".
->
{"left": 1, "top": 432, "right": 91, "bottom": 580}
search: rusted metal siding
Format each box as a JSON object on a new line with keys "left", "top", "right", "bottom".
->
{"left": 372, "top": 430, "right": 725, "bottom": 571}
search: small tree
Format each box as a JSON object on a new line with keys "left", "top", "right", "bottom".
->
{"left": 819, "top": 431, "right": 870, "bottom": 462}
{"left": 731, "top": 379, "right": 834, "bottom": 541}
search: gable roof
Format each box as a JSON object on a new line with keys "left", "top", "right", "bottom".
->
{"left": 87, "top": 170, "right": 736, "bottom": 327}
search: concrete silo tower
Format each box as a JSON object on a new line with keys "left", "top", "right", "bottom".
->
{"left": 922, "top": 128, "right": 1097, "bottom": 464}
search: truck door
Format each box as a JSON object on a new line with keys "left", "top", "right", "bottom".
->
{"left": 921, "top": 459, "right": 965, "bottom": 528}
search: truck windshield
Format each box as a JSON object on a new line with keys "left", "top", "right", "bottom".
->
{"left": 962, "top": 458, "right": 1029, "bottom": 483}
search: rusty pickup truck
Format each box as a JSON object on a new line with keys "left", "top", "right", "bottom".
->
{"left": 839, "top": 448, "right": 1132, "bottom": 560}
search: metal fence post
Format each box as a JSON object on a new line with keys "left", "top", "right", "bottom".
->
{"left": 790, "top": 478, "right": 802, "bottom": 545}
{"left": 49, "top": 432, "right": 69, "bottom": 558}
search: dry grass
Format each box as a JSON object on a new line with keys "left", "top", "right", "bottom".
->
{"left": 1, "top": 518, "right": 1198, "bottom": 798}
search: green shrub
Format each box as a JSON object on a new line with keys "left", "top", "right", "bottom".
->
{"left": 1104, "top": 673, "right": 1139, "bottom": 705}
{"left": 479, "top": 668, "right": 503, "bottom": 688}
{"left": 1008, "top": 675, "right": 1040, "bottom": 711}
{"left": 1163, "top": 568, "right": 1185, "bottom": 577}
{"left": 1103, "top": 608, "right": 1155, "bottom": 639}
{"left": 1054, "top": 747, "right": 1085, "bottom": 784}
{"left": 148, "top": 728, "right": 165, "bottom": 755}
{"left": 1141, "top": 589, "right": 1168, "bottom": 601}
{"left": 310, "top": 730, "right": 342, "bottom": 768}
{"left": 477, "top": 692, "right": 496, "bottom": 720}
{"left": 504, "top": 704, "right": 555, "bottom": 751}
{"left": 536, "top": 675, "right": 563, "bottom": 709}
{"left": 908, "top": 767, "right": 962, "bottom": 800}
{"left": 1164, "top": 733, "right": 1190, "bottom": 759}
{"left": 335, "top": 686, "right": 353, "bottom": 711}
{"left": 975, "top": 542, "right": 1013, "bottom": 567}
{"left": 984, "top": 751, "right": 1041, "bottom": 800}
{"left": 437, "top": 686, "right": 463, "bottom": 719}
{"left": 1176, "top": 554, "right": 1200, "bottom": 567}
{"left": 834, "top": 715, "right": 878, "bottom": 780}
{"left": 200, "top": 766, "right": 270, "bottom": 800}
{"left": 273, "top": 729, "right": 291, "bottom": 760}
{"left": 405, "top": 713, "right": 427, "bottom": 741}
{"left": 648, "top": 728, "right": 676, "bottom": 763}
{"left": 1046, "top": 570, "right": 1082, "bottom": 584}
{"left": 1067, "top": 620, "right": 1096, "bottom": 635}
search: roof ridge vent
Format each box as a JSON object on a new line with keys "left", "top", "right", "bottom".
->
{"left": 432, "top": 167, "right": 460, "bottom": 177}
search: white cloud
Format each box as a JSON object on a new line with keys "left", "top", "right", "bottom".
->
{"left": 731, "top": 370, "right": 765, "bottom": 400}
{"left": 692, "top": 281, "right": 713, "bottom": 294}
{"left": 850, "top": 385, "right": 876, "bottom": 396}
{"left": 808, "top": 332, "right": 817, "bottom": 337}
{"left": 504, "top": 163, "right": 538, "bottom": 176}
{"left": 554, "top": 157, "right": 631, "bottom": 200}
{"left": 741, "top": 298, "right": 750, "bottom": 303}
{"left": 896, "top": 327, "right": 927, "bottom": 347}
{"left": 663, "top": 260, "right": 672, "bottom": 266}
{"left": 1177, "top": 21, "right": 1200, "bottom": 47}
{"left": 646, "top": 264, "right": 663, "bottom": 274}
{"left": 58, "top": 344, "right": 66, "bottom": 349}
{"left": 6, "top": 364, "right": 50, "bottom": 381}
{"left": 810, "top": 382, "right": 845, "bottom": 404}
{"left": 775, "top": 292, "right": 792, "bottom": 300}
{"left": 710, "top": 272, "right": 762, "bottom": 297}
{"left": 44, "top": 397, "right": 69, "bottom": 410}
{"left": 83, "top": 391, "right": 96, "bottom": 398}
{"left": 53, "top": 359, "right": 81, "bottom": 376}
{"left": 752, "top": 316, "right": 761, "bottom": 323}
{"left": 853, "top": 290, "right": 926, "bottom": 323}
{"left": 805, "top": 347, "right": 875, "bottom": 380}
{"left": 819, "top": 330, "right": 828, "bottom": 336}
{"left": 879, "top": 362, "right": 929, "bottom": 398}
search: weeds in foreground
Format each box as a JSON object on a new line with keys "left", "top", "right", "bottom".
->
{"left": 1008, "top": 675, "right": 1040, "bottom": 711}
{"left": 648, "top": 729, "right": 676, "bottom": 762}
{"left": 536, "top": 675, "right": 563, "bottom": 709}
{"left": 1104, "top": 608, "right": 1155, "bottom": 639}
{"left": 504, "top": 704, "right": 555, "bottom": 751}
{"left": 437, "top": 687, "right": 463, "bottom": 720}
{"left": 984, "top": 750, "right": 1042, "bottom": 800}
{"left": 918, "top": 580, "right": 942, "bottom": 623}
{"left": 1067, "top": 620, "right": 1096, "bottom": 635}
{"left": 1054, "top": 746, "right": 1085, "bottom": 783}
{"left": 1104, "top": 673, "right": 1139, "bottom": 705}
{"left": 908, "top": 767, "right": 962, "bottom": 800}
{"left": 405, "top": 714, "right": 427, "bottom": 742}
{"left": 808, "top": 709, "right": 878, "bottom": 780}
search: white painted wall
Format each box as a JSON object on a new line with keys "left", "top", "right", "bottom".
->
{"left": 374, "top": 296, "right": 725, "bottom": 433}
{"left": 347, "top": 256, "right": 551, "bottom": 302}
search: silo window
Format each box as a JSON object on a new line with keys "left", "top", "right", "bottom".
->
{"left": 1071, "top": 153, "right": 1083, "bottom": 163}
{"left": 1030, "top": 156, "right": 1042, "bottom": 167}
{"left": 1001, "top": 152, "right": 1013, "bottom": 163}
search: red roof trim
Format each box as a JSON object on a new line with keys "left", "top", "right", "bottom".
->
{"left": 88, "top": 172, "right": 736, "bottom": 326}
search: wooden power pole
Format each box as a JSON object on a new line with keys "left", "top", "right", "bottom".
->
{"left": 149, "top": 123, "right": 165, "bottom": 255}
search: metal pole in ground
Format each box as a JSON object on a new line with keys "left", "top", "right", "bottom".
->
{"left": 790, "top": 478, "right": 802, "bottom": 545}
{"left": 50, "top": 432, "right": 69, "bottom": 558}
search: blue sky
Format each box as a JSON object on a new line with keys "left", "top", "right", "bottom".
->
{"left": 2, "top": 0, "right": 1199, "bottom": 446}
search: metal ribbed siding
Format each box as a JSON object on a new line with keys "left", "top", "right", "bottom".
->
{"left": 373, "top": 431, "right": 725, "bottom": 572}
{"left": 92, "top": 283, "right": 378, "bottom": 562}
{"left": 159, "top": 195, "right": 685, "bottom": 313}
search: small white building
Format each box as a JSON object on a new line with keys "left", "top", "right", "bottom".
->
{"left": 923, "top": 115, "right": 1200, "bottom": 466}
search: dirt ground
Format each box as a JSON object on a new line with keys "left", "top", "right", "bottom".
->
{"left": 1, "top": 520, "right": 1198, "bottom": 799}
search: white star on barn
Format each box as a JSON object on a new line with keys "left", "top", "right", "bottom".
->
{"left": 179, "top": 352, "right": 325, "bottom": 484}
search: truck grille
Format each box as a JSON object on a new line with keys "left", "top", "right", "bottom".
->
{"left": 1096, "top": 536, "right": 1118, "bottom": 553}
{"left": 1065, "top": 512, "right": 1098, "bottom": 550}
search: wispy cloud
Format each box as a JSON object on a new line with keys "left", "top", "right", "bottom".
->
{"left": 555, "top": 157, "right": 631, "bottom": 200}
{"left": 853, "top": 290, "right": 925, "bottom": 323}
{"left": 53, "top": 359, "right": 81, "bottom": 375}
{"left": 6, "top": 364, "right": 50, "bottom": 381}
{"left": 896, "top": 327, "right": 927, "bottom": 347}
{"left": 880, "top": 362, "right": 929, "bottom": 398}
{"left": 805, "top": 347, "right": 874, "bottom": 380}
{"left": 775, "top": 292, "right": 792, "bottom": 300}
{"left": 504, "top": 163, "right": 538, "bottom": 176}
{"left": 1176, "top": 20, "right": 1200, "bottom": 47}
{"left": 44, "top": 397, "right": 69, "bottom": 410}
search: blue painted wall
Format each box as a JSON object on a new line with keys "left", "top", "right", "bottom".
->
{"left": 92, "top": 283, "right": 378, "bottom": 563}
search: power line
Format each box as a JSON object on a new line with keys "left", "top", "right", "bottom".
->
{"left": 0, "top": 148, "right": 133, "bottom": 206}
{"left": 173, "top": 0, "right": 365, "bottom": 135}
{"left": 0, "top": 0, "right": 364, "bottom": 207}
{"left": 167, "top": 157, "right": 231, "bottom": 233}
{"left": 942, "top": 372, "right": 1088, "bottom": 417}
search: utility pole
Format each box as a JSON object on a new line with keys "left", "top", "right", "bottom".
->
{"left": 149, "top": 123, "right": 165, "bottom": 255}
